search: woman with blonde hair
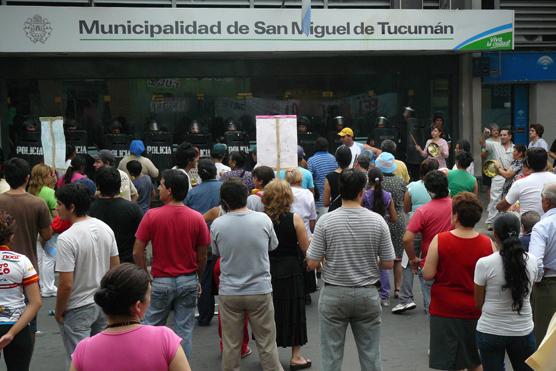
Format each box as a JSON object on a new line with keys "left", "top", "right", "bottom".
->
{"left": 28, "top": 163, "right": 58, "bottom": 297}
{"left": 285, "top": 168, "right": 318, "bottom": 303}
{"left": 28, "top": 164, "right": 57, "bottom": 215}
{"left": 262, "top": 179, "right": 312, "bottom": 370}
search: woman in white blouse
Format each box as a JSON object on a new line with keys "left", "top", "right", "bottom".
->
{"left": 474, "top": 213, "right": 538, "bottom": 371}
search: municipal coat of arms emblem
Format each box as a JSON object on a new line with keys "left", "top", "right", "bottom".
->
{"left": 24, "top": 15, "right": 52, "bottom": 43}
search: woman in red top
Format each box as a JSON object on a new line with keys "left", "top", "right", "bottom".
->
{"left": 423, "top": 192, "right": 495, "bottom": 371}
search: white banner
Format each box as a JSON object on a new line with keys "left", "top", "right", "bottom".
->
{"left": 40, "top": 116, "right": 66, "bottom": 171}
{"left": 256, "top": 115, "right": 298, "bottom": 170}
{"left": 0, "top": 7, "right": 513, "bottom": 53}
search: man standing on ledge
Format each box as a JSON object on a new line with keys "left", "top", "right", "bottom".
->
{"left": 133, "top": 169, "right": 210, "bottom": 359}
{"left": 307, "top": 169, "right": 395, "bottom": 371}
{"left": 482, "top": 128, "right": 513, "bottom": 230}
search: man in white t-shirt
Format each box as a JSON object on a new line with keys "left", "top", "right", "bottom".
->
{"left": 338, "top": 127, "right": 364, "bottom": 168}
{"left": 54, "top": 183, "right": 120, "bottom": 364}
{"left": 483, "top": 128, "right": 514, "bottom": 227}
{"left": 498, "top": 147, "right": 556, "bottom": 216}
{"left": 212, "top": 143, "right": 231, "bottom": 180}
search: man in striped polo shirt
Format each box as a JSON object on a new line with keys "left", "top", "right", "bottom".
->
{"left": 307, "top": 169, "right": 395, "bottom": 371}
{"left": 307, "top": 137, "right": 337, "bottom": 217}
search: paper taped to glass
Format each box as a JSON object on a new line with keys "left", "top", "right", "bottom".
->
{"left": 256, "top": 115, "right": 298, "bottom": 171}
{"left": 40, "top": 117, "right": 66, "bottom": 171}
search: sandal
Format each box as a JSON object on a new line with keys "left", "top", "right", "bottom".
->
{"left": 394, "top": 289, "right": 400, "bottom": 299}
{"left": 290, "top": 360, "right": 312, "bottom": 371}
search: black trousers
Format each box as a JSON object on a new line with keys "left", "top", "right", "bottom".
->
{"left": 197, "top": 254, "right": 218, "bottom": 326}
{"left": 0, "top": 324, "right": 33, "bottom": 371}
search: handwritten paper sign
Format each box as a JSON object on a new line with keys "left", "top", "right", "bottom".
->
{"left": 256, "top": 115, "right": 297, "bottom": 170}
{"left": 40, "top": 116, "right": 66, "bottom": 171}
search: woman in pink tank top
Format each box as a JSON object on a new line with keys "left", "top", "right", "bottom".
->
{"left": 423, "top": 192, "right": 495, "bottom": 371}
{"left": 70, "top": 264, "right": 191, "bottom": 371}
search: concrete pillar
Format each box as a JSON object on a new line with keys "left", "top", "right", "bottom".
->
{"left": 529, "top": 82, "right": 556, "bottom": 146}
{"left": 459, "top": 54, "right": 483, "bottom": 176}
{"left": 0, "top": 79, "right": 8, "bottom": 155}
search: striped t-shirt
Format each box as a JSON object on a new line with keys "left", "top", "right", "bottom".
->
{"left": 307, "top": 151, "right": 338, "bottom": 208}
{"left": 307, "top": 207, "right": 395, "bottom": 287}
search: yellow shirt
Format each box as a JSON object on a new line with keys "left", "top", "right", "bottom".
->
{"left": 393, "top": 160, "right": 410, "bottom": 184}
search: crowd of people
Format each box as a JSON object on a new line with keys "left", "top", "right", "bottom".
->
{"left": 0, "top": 121, "right": 556, "bottom": 371}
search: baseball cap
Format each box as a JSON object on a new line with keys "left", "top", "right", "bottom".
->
{"left": 297, "top": 145, "right": 305, "bottom": 160}
{"left": 212, "top": 143, "right": 227, "bottom": 157}
{"left": 92, "top": 149, "right": 116, "bottom": 165}
{"left": 338, "top": 127, "right": 354, "bottom": 137}
{"left": 375, "top": 152, "right": 398, "bottom": 174}
{"left": 75, "top": 178, "right": 97, "bottom": 196}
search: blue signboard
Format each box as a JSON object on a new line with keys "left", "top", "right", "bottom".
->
{"left": 484, "top": 52, "right": 556, "bottom": 84}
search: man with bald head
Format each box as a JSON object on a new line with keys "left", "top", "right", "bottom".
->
{"left": 530, "top": 182, "right": 556, "bottom": 343}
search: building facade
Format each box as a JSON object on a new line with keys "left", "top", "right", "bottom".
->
{"left": 0, "top": 0, "right": 542, "bottom": 173}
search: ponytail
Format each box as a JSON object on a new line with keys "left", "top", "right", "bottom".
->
{"left": 63, "top": 166, "right": 76, "bottom": 185}
{"left": 63, "top": 155, "right": 86, "bottom": 185}
{"left": 494, "top": 214, "right": 530, "bottom": 314}
{"left": 368, "top": 167, "right": 386, "bottom": 216}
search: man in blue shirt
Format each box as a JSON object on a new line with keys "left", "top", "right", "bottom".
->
{"left": 184, "top": 159, "right": 222, "bottom": 214}
{"left": 307, "top": 138, "right": 337, "bottom": 216}
{"left": 529, "top": 182, "right": 556, "bottom": 343}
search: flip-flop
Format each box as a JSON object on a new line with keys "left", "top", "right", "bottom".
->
{"left": 290, "top": 360, "right": 312, "bottom": 371}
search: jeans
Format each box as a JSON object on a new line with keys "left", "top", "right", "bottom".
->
{"left": 476, "top": 330, "right": 536, "bottom": 371}
{"left": 400, "top": 268, "right": 432, "bottom": 313}
{"left": 59, "top": 303, "right": 106, "bottom": 365}
{"left": 379, "top": 270, "right": 391, "bottom": 300}
{"left": 319, "top": 285, "right": 382, "bottom": 371}
{"left": 144, "top": 275, "right": 198, "bottom": 358}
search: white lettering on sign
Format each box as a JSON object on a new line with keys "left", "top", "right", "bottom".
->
{"left": 199, "top": 149, "right": 211, "bottom": 157}
{"left": 16, "top": 146, "right": 44, "bottom": 155}
{"left": 0, "top": 8, "right": 514, "bottom": 53}
{"left": 146, "top": 145, "right": 172, "bottom": 155}
{"left": 75, "top": 145, "right": 87, "bottom": 153}
{"left": 228, "top": 145, "right": 250, "bottom": 153}
{"left": 110, "top": 149, "right": 130, "bottom": 158}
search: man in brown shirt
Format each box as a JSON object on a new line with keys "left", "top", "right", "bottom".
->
{"left": 0, "top": 158, "right": 52, "bottom": 272}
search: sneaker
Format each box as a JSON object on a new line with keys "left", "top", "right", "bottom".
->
{"left": 391, "top": 302, "right": 417, "bottom": 314}
{"left": 241, "top": 348, "right": 253, "bottom": 359}
{"left": 380, "top": 299, "right": 390, "bottom": 307}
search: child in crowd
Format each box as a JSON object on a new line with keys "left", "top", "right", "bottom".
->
{"left": 362, "top": 167, "right": 397, "bottom": 307}
{"left": 519, "top": 211, "right": 540, "bottom": 252}
{"left": 127, "top": 160, "right": 154, "bottom": 214}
